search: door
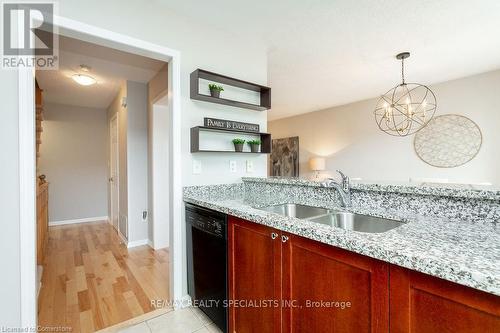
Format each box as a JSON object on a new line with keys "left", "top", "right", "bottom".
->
{"left": 281, "top": 233, "right": 389, "bottom": 333}
{"left": 389, "top": 265, "right": 500, "bottom": 333}
{"left": 109, "top": 115, "right": 119, "bottom": 231}
{"left": 228, "top": 216, "right": 282, "bottom": 333}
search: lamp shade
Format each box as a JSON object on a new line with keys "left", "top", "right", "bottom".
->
{"left": 309, "top": 157, "right": 325, "bottom": 171}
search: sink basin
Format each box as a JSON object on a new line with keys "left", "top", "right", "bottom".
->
{"left": 260, "top": 203, "right": 331, "bottom": 219}
{"left": 308, "top": 212, "right": 404, "bottom": 233}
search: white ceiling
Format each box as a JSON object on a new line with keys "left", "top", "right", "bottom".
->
{"left": 159, "top": 0, "right": 500, "bottom": 120}
{"left": 37, "top": 35, "right": 165, "bottom": 109}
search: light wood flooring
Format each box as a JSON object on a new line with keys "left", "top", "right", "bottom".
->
{"left": 38, "top": 221, "right": 170, "bottom": 332}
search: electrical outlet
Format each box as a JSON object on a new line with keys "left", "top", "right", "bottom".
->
{"left": 229, "top": 160, "right": 237, "bottom": 173}
{"left": 192, "top": 159, "right": 202, "bottom": 174}
{"left": 246, "top": 160, "right": 254, "bottom": 173}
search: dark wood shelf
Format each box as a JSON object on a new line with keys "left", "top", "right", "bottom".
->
{"left": 191, "top": 126, "right": 271, "bottom": 154}
{"left": 190, "top": 69, "right": 271, "bottom": 111}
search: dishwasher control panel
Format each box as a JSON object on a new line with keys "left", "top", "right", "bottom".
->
{"left": 186, "top": 205, "right": 227, "bottom": 238}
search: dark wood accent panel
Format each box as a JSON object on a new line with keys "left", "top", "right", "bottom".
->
{"left": 390, "top": 265, "right": 500, "bottom": 333}
{"left": 282, "top": 233, "right": 389, "bottom": 333}
{"left": 190, "top": 126, "right": 271, "bottom": 154}
{"left": 228, "top": 216, "right": 281, "bottom": 333}
{"left": 190, "top": 69, "right": 271, "bottom": 111}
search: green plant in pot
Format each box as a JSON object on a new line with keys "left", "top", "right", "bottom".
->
{"left": 232, "top": 138, "right": 245, "bottom": 152}
{"left": 208, "top": 83, "right": 224, "bottom": 98}
{"left": 247, "top": 139, "right": 261, "bottom": 153}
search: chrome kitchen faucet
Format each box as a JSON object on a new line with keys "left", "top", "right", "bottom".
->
{"left": 321, "top": 170, "right": 351, "bottom": 207}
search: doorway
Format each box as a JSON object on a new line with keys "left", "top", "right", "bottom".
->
{"left": 18, "top": 15, "right": 183, "bottom": 329}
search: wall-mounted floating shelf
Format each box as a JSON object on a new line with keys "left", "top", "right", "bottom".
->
{"left": 190, "top": 69, "right": 271, "bottom": 111}
{"left": 191, "top": 126, "right": 271, "bottom": 154}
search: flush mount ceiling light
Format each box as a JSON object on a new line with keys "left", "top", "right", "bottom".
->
{"left": 374, "top": 52, "right": 437, "bottom": 136}
{"left": 72, "top": 65, "right": 97, "bottom": 86}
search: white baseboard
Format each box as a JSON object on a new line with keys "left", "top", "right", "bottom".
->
{"left": 49, "top": 216, "right": 109, "bottom": 226}
{"left": 127, "top": 239, "right": 149, "bottom": 248}
{"left": 148, "top": 239, "right": 154, "bottom": 248}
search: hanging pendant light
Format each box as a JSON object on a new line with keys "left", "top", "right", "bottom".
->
{"left": 374, "top": 52, "right": 436, "bottom": 136}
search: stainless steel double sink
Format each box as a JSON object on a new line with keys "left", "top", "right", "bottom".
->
{"left": 259, "top": 203, "right": 403, "bottom": 233}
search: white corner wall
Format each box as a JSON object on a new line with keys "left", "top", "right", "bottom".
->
{"left": 147, "top": 65, "right": 170, "bottom": 248}
{"left": 0, "top": 70, "right": 21, "bottom": 327}
{"left": 269, "top": 70, "right": 500, "bottom": 186}
{"left": 39, "top": 103, "right": 108, "bottom": 222}
{"left": 125, "top": 81, "right": 149, "bottom": 243}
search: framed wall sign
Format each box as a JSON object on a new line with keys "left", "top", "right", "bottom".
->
{"left": 204, "top": 117, "right": 260, "bottom": 133}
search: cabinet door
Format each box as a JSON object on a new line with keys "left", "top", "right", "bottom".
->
{"left": 228, "top": 216, "right": 282, "bottom": 333}
{"left": 390, "top": 265, "right": 500, "bottom": 333}
{"left": 282, "top": 233, "right": 389, "bottom": 333}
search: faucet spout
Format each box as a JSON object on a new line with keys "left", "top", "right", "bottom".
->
{"left": 321, "top": 170, "right": 351, "bottom": 207}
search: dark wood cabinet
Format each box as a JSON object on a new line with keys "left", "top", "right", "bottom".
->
{"left": 228, "top": 216, "right": 282, "bottom": 332}
{"left": 228, "top": 216, "right": 500, "bottom": 332}
{"left": 228, "top": 216, "right": 388, "bottom": 332}
{"left": 282, "top": 233, "right": 389, "bottom": 333}
{"left": 389, "top": 265, "right": 500, "bottom": 333}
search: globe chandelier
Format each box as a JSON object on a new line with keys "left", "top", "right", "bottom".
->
{"left": 374, "top": 52, "right": 437, "bottom": 136}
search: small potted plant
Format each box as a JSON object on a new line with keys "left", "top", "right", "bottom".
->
{"left": 247, "top": 139, "right": 261, "bottom": 153}
{"left": 208, "top": 83, "right": 224, "bottom": 98}
{"left": 232, "top": 138, "right": 245, "bottom": 152}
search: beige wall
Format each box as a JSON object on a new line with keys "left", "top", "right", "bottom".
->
{"left": 148, "top": 63, "right": 168, "bottom": 103}
{"left": 269, "top": 69, "right": 500, "bottom": 186}
{"left": 39, "top": 103, "right": 108, "bottom": 222}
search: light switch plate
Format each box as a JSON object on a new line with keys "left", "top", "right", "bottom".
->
{"left": 192, "top": 159, "right": 202, "bottom": 174}
{"left": 229, "top": 160, "right": 237, "bottom": 173}
{"left": 246, "top": 160, "right": 254, "bottom": 173}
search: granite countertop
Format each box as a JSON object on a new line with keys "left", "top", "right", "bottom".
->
{"left": 242, "top": 177, "right": 500, "bottom": 201}
{"left": 184, "top": 183, "right": 500, "bottom": 296}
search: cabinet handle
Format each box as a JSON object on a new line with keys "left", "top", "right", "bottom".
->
{"left": 271, "top": 232, "right": 278, "bottom": 240}
{"left": 281, "top": 235, "right": 289, "bottom": 243}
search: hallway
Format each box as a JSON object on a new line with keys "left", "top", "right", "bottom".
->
{"left": 38, "top": 221, "right": 170, "bottom": 332}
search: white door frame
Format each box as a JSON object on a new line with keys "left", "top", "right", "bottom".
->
{"left": 109, "top": 113, "right": 119, "bottom": 231}
{"left": 18, "top": 15, "right": 183, "bottom": 328}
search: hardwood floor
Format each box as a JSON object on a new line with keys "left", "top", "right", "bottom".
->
{"left": 38, "top": 221, "right": 169, "bottom": 332}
